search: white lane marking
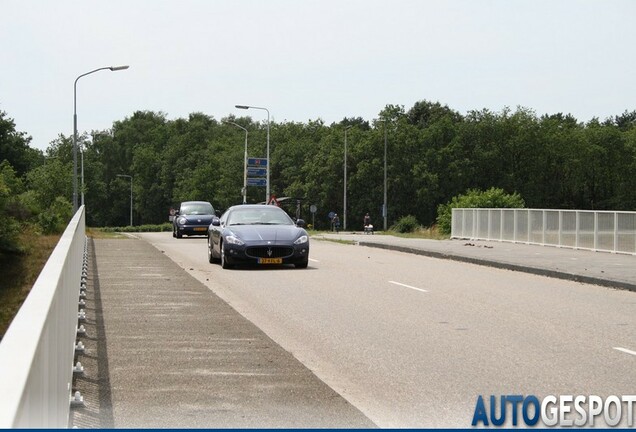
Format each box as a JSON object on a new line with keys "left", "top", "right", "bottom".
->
{"left": 613, "top": 347, "right": 636, "bottom": 356}
{"left": 389, "top": 280, "right": 428, "bottom": 293}
{"left": 309, "top": 258, "right": 320, "bottom": 263}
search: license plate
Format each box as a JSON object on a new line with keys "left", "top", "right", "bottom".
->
{"left": 193, "top": 227, "right": 207, "bottom": 231}
{"left": 258, "top": 258, "right": 282, "bottom": 264}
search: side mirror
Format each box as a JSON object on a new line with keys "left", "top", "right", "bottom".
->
{"left": 174, "top": 210, "right": 180, "bottom": 216}
{"left": 296, "top": 219, "right": 306, "bottom": 228}
{"left": 211, "top": 217, "right": 221, "bottom": 227}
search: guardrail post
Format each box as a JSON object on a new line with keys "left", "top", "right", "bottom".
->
{"left": 594, "top": 212, "right": 598, "bottom": 252}
{"left": 613, "top": 212, "right": 618, "bottom": 253}
{"left": 575, "top": 211, "right": 580, "bottom": 249}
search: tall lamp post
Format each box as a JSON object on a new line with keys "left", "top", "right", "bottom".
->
{"left": 343, "top": 125, "right": 352, "bottom": 231}
{"left": 377, "top": 118, "right": 388, "bottom": 231}
{"left": 383, "top": 120, "right": 388, "bottom": 231}
{"left": 225, "top": 121, "right": 249, "bottom": 204}
{"left": 235, "top": 105, "right": 270, "bottom": 203}
{"left": 116, "top": 174, "right": 133, "bottom": 226}
{"left": 73, "top": 65, "right": 129, "bottom": 212}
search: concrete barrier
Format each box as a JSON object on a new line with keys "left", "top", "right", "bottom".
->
{"left": 0, "top": 207, "right": 85, "bottom": 427}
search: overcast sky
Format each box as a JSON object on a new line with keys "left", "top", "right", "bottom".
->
{"left": 2, "top": 0, "right": 635, "bottom": 151}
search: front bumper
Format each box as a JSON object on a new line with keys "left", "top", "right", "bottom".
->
{"left": 224, "top": 242, "right": 309, "bottom": 265}
{"left": 176, "top": 225, "right": 210, "bottom": 236}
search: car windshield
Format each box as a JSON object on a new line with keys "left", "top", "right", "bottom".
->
{"left": 227, "top": 207, "right": 294, "bottom": 226}
{"left": 180, "top": 203, "right": 214, "bottom": 215}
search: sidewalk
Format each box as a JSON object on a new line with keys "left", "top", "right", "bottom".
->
{"left": 70, "top": 237, "right": 376, "bottom": 428}
{"left": 315, "top": 233, "right": 636, "bottom": 292}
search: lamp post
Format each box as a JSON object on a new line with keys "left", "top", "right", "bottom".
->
{"left": 225, "top": 121, "right": 249, "bottom": 204}
{"left": 376, "top": 118, "right": 388, "bottom": 231}
{"left": 383, "top": 120, "right": 388, "bottom": 231}
{"left": 80, "top": 143, "right": 85, "bottom": 207}
{"left": 116, "top": 174, "right": 133, "bottom": 226}
{"left": 235, "top": 105, "right": 270, "bottom": 203}
{"left": 73, "top": 65, "right": 129, "bottom": 212}
{"left": 344, "top": 125, "right": 352, "bottom": 231}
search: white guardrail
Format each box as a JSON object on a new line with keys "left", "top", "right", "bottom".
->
{"left": 451, "top": 208, "right": 636, "bottom": 255}
{"left": 0, "top": 207, "right": 86, "bottom": 427}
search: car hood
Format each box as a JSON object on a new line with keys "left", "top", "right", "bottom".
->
{"left": 228, "top": 225, "right": 305, "bottom": 242}
{"left": 182, "top": 214, "right": 214, "bottom": 223}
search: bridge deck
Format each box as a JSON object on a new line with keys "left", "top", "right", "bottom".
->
{"left": 70, "top": 234, "right": 635, "bottom": 427}
{"left": 70, "top": 237, "right": 375, "bottom": 428}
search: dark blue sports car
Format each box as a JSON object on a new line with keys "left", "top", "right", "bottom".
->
{"left": 173, "top": 201, "right": 216, "bottom": 238}
{"left": 207, "top": 204, "right": 309, "bottom": 269}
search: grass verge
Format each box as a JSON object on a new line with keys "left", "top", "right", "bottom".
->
{"left": 0, "top": 230, "right": 61, "bottom": 341}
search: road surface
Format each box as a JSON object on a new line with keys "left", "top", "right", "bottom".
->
{"left": 134, "top": 232, "right": 635, "bottom": 427}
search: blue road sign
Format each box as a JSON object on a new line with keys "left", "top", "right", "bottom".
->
{"left": 247, "top": 167, "right": 267, "bottom": 177}
{"left": 247, "top": 178, "right": 267, "bottom": 187}
{"left": 247, "top": 157, "right": 268, "bottom": 167}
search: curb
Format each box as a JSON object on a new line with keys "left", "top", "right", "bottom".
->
{"left": 356, "top": 241, "right": 636, "bottom": 293}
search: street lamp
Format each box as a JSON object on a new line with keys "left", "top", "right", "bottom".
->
{"left": 377, "top": 118, "right": 388, "bottom": 231}
{"left": 73, "top": 65, "right": 129, "bottom": 212}
{"left": 235, "top": 105, "right": 270, "bottom": 203}
{"left": 344, "top": 125, "right": 352, "bottom": 231}
{"left": 224, "top": 121, "right": 249, "bottom": 204}
{"left": 116, "top": 174, "right": 133, "bottom": 226}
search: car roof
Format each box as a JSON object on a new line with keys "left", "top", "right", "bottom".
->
{"left": 180, "top": 201, "right": 213, "bottom": 205}
{"left": 228, "top": 204, "right": 281, "bottom": 211}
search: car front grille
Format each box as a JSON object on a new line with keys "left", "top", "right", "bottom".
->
{"left": 246, "top": 246, "right": 294, "bottom": 259}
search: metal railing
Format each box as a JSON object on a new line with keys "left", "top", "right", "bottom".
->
{"left": 451, "top": 208, "right": 636, "bottom": 255}
{"left": 0, "top": 207, "right": 86, "bottom": 427}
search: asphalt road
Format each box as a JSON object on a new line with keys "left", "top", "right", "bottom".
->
{"left": 134, "top": 232, "right": 635, "bottom": 428}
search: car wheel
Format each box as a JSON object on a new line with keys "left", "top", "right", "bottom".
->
{"left": 176, "top": 229, "right": 183, "bottom": 239}
{"left": 207, "top": 236, "right": 214, "bottom": 263}
{"left": 207, "top": 236, "right": 219, "bottom": 263}
{"left": 172, "top": 227, "right": 176, "bottom": 238}
{"left": 295, "top": 259, "right": 309, "bottom": 269}
{"left": 220, "top": 242, "right": 233, "bottom": 269}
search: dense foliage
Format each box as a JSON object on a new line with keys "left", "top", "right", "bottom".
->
{"left": 436, "top": 188, "right": 526, "bottom": 234}
{"left": 1, "top": 102, "right": 635, "bottom": 238}
{"left": 391, "top": 215, "right": 421, "bottom": 233}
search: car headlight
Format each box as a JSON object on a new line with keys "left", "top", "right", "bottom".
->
{"left": 177, "top": 216, "right": 187, "bottom": 225}
{"left": 294, "top": 235, "right": 308, "bottom": 245}
{"left": 224, "top": 234, "right": 244, "bottom": 246}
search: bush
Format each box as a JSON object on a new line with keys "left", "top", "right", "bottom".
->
{"left": 436, "top": 187, "right": 525, "bottom": 234}
{"left": 37, "top": 197, "right": 73, "bottom": 235}
{"left": 0, "top": 174, "right": 22, "bottom": 253}
{"left": 391, "top": 215, "right": 420, "bottom": 233}
{"left": 98, "top": 223, "right": 173, "bottom": 233}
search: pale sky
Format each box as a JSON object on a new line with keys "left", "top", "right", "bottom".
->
{"left": 2, "top": 0, "right": 635, "bottom": 151}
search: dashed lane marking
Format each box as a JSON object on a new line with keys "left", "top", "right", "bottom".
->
{"left": 389, "top": 280, "right": 428, "bottom": 293}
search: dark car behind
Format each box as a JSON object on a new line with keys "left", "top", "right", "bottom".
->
{"left": 173, "top": 201, "right": 216, "bottom": 238}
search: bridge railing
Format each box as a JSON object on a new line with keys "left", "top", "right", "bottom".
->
{"left": 0, "top": 207, "right": 85, "bottom": 428}
{"left": 451, "top": 208, "right": 636, "bottom": 255}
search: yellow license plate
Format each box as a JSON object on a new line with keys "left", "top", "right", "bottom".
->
{"left": 258, "top": 258, "right": 282, "bottom": 264}
{"left": 193, "top": 227, "right": 207, "bottom": 231}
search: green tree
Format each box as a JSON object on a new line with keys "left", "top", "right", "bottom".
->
{"left": 436, "top": 187, "right": 526, "bottom": 234}
{"left": 0, "top": 110, "right": 42, "bottom": 176}
{"left": 0, "top": 161, "right": 22, "bottom": 253}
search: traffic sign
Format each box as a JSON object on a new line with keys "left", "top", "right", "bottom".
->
{"left": 247, "top": 157, "right": 268, "bottom": 167}
{"left": 247, "top": 167, "right": 267, "bottom": 177}
{"left": 247, "top": 178, "right": 267, "bottom": 187}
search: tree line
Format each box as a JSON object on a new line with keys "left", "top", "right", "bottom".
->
{"left": 1, "top": 100, "right": 635, "bottom": 249}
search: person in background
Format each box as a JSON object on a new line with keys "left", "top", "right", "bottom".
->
{"left": 363, "top": 212, "right": 373, "bottom": 234}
